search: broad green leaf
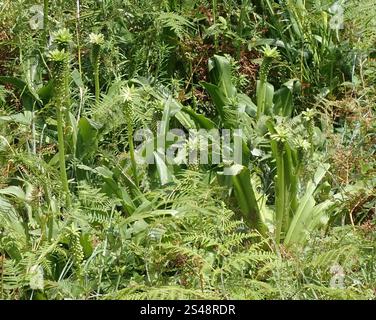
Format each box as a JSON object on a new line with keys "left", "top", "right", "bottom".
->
{"left": 71, "top": 69, "right": 85, "bottom": 88}
{"left": 273, "top": 86, "right": 293, "bottom": 117}
{"left": 227, "top": 165, "right": 267, "bottom": 235}
{"left": 181, "top": 107, "right": 216, "bottom": 129}
{"left": 154, "top": 151, "right": 173, "bottom": 185}
{"left": 76, "top": 117, "right": 100, "bottom": 160}
{"left": 174, "top": 110, "right": 196, "bottom": 130}
{"left": 123, "top": 209, "right": 180, "bottom": 225}
{"left": 0, "top": 111, "right": 34, "bottom": 125}
{"left": 201, "top": 82, "right": 227, "bottom": 119}
{"left": 284, "top": 164, "right": 330, "bottom": 246}
{"left": 208, "top": 55, "right": 237, "bottom": 98}
{"left": 0, "top": 76, "right": 41, "bottom": 109}
{"left": 80, "top": 233, "right": 94, "bottom": 258}
{"left": 0, "top": 186, "right": 26, "bottom": 200}
{"left": 37, "top": 81, "right": 53, "bottom": 104}
{"left": 256, "top": 80, "right": 274, "bottom": 117}
{"left": 237, "top": 93, "right": 257, "bottom": 118}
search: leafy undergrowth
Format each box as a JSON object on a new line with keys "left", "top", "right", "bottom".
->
{"left": 0, "top": 0, "right": 375, "bottom": 300}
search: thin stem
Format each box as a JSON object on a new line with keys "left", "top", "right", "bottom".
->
{"left": 212, "top": 0, "right": 218, "bottom": 50}
{"left": 43, "top": 0, "right": 49, "bottom": 45}
{"left": 51, "top": 53, "right": 72, "bottom": 208}
{"left": 236, "top": 0, "right": 248, "bottom": 58}
{"left": 126, "top": 102, "right": 138, "bottom": 186}
{"left": 89, "top": 34, "right": 104, "bottom": 104}
{"left": 94, "top": 60, "right": 100, "bottom": 104}
{"left": 56, "top": 103, "right": 71, "bottom": 208}
{"left": 257, "top": 78, "right": 267, "bottom": 119}
{"left": 64, "top": 72, "right": 71, "bottom": 125}
{"left": 275, "top": 148, "right": 285, "bottom": 243}
{"left": 76, "top": 0, "right": 83, "bottom": 77}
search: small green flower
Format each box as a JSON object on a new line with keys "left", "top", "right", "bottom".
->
{"left": 120, "top": 85, "right": 137, "bottom": 103}
{"left": 302, "top": 108, "right": 316, "bottom": 122}
{"left": 48, "top": 49, "right": 69, "bottom": 62}
{"left": 270, "top": 124, "right": 291, "bottom": 144}
{"left": 294, "top": 136, "right": 311, "bottom": 151}
{"left": 89, "top": 32, "right": 105, "bottom": 46}
{"left": 53, "top": 28, "right": 73, "bottom": 46}
{"left": 28, "top": 265, "right": 44, "bottom": 290}
{"left": 258, "top": 44, "right": 280, "bottom": 87}
{"left": 262, "top": 44, "right": 280, "bottom": 60}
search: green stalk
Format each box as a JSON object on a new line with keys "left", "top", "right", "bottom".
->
{"left": 50, "top": 50, "right": 72, "bottom": 208}
{"left": 272, "top": 140, "right": 300, "bottom": 243}
{"left": 274, "top": 144, "right": 286, "bottom": 243}
{"left": 125, "top": 102, "right": 138, "bottom": 186}
{"left": 267, "top": 120, "right": 294, "bottom": 243}
{"left": 256, "top": 57, "right": 271, "bottom": 119}
{"left": 57, "top": 102, "right": 71, "bottom": 208}
{"left": 53, "top": 29, "right": 73, "bottom": 126}
{"left": 274, "top": 142, "right": 296, "bottom": 243}
{"left": 76, "top": 0, "right": 83, "bottom": 77}
{"left": 212, "top": 0, "right": 218, "bottom": 50}
{"left": 89, "top": 34, "right": 104, "bottom": 104}
{"left": 308, "top": 120, "right": 314, "bottom": 156}
{"left": 94, "top": 59, "right": 100, "bottom": 104}
{"left": 43, "top": 0, "right": 49, "bottom": 45}
{"left": 285, "top": 147, "right": 298, "bottom": 216}
{"left": 62, "top": 64, "right": 71, "bottom": 126}
{"left": 257, "top": 78, "right": 267, "bottom": 119}
{"left": 257, "top": 46, "right": 279, "bottom": 119}
{"left": 236, "top": 0, "right": 249, "bottom": 58}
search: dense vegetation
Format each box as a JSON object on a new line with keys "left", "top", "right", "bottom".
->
{"left": 0, "top": 0, "right": 375, "bottom": 300}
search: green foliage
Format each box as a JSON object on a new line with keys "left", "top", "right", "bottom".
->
{"left": 0, "top": 0, "right": 375, "bottom": 301}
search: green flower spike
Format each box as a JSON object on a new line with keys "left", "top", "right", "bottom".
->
{"left": 89, "top": 32, "right": 105, "bottom": 46}
{"left": 53, "top": 28, "right": 73, "bottom": 50}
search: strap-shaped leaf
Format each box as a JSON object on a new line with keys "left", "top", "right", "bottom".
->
{"left": 230, "top": 165, "right": 267, "bottom": 235}
{"left": 154, "top": 151, "right": 174, "bottom": 186}
{"left": 181, "top": 107, "right": 216, "bottom": 130}
{"left": 284, "top": 164, "right": 330, "bottom": 246}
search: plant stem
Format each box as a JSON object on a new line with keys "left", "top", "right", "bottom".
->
{"left": 91, "top": 43, "right": 101, "bottom": 104}
{"left": 236, "top": 0, "right": 248, "bottom": 58}
{"left": 94, "top": 61, "right": 100, "bottom": 104}
{"left": 257, "top": 55, "right": 272, "bottom": 119}
{"left": 51, "top": 54, "right": 72, "bottom": 208}
{"left": 64, "top": 72, "right": 71, "bottom": 126}
{"left": 76, "top": 0, "right": 83, "bottom": 77}
{"left": 257, "top": 78, "right": 267, "bottom": 119}
{"left": 43, "top": 0, "right": 49, "bottom": 45}
{"left": 56, "top": 101, "right": 71, "bottom": 208}
{"left": 275, "top": 147, "right": 285, "bottom": 243}
{"left": 212, "top": 0, "right": 218, "bottom": 50}
{"left": 125, "top": 102, "right": 138, "bottom": 186}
